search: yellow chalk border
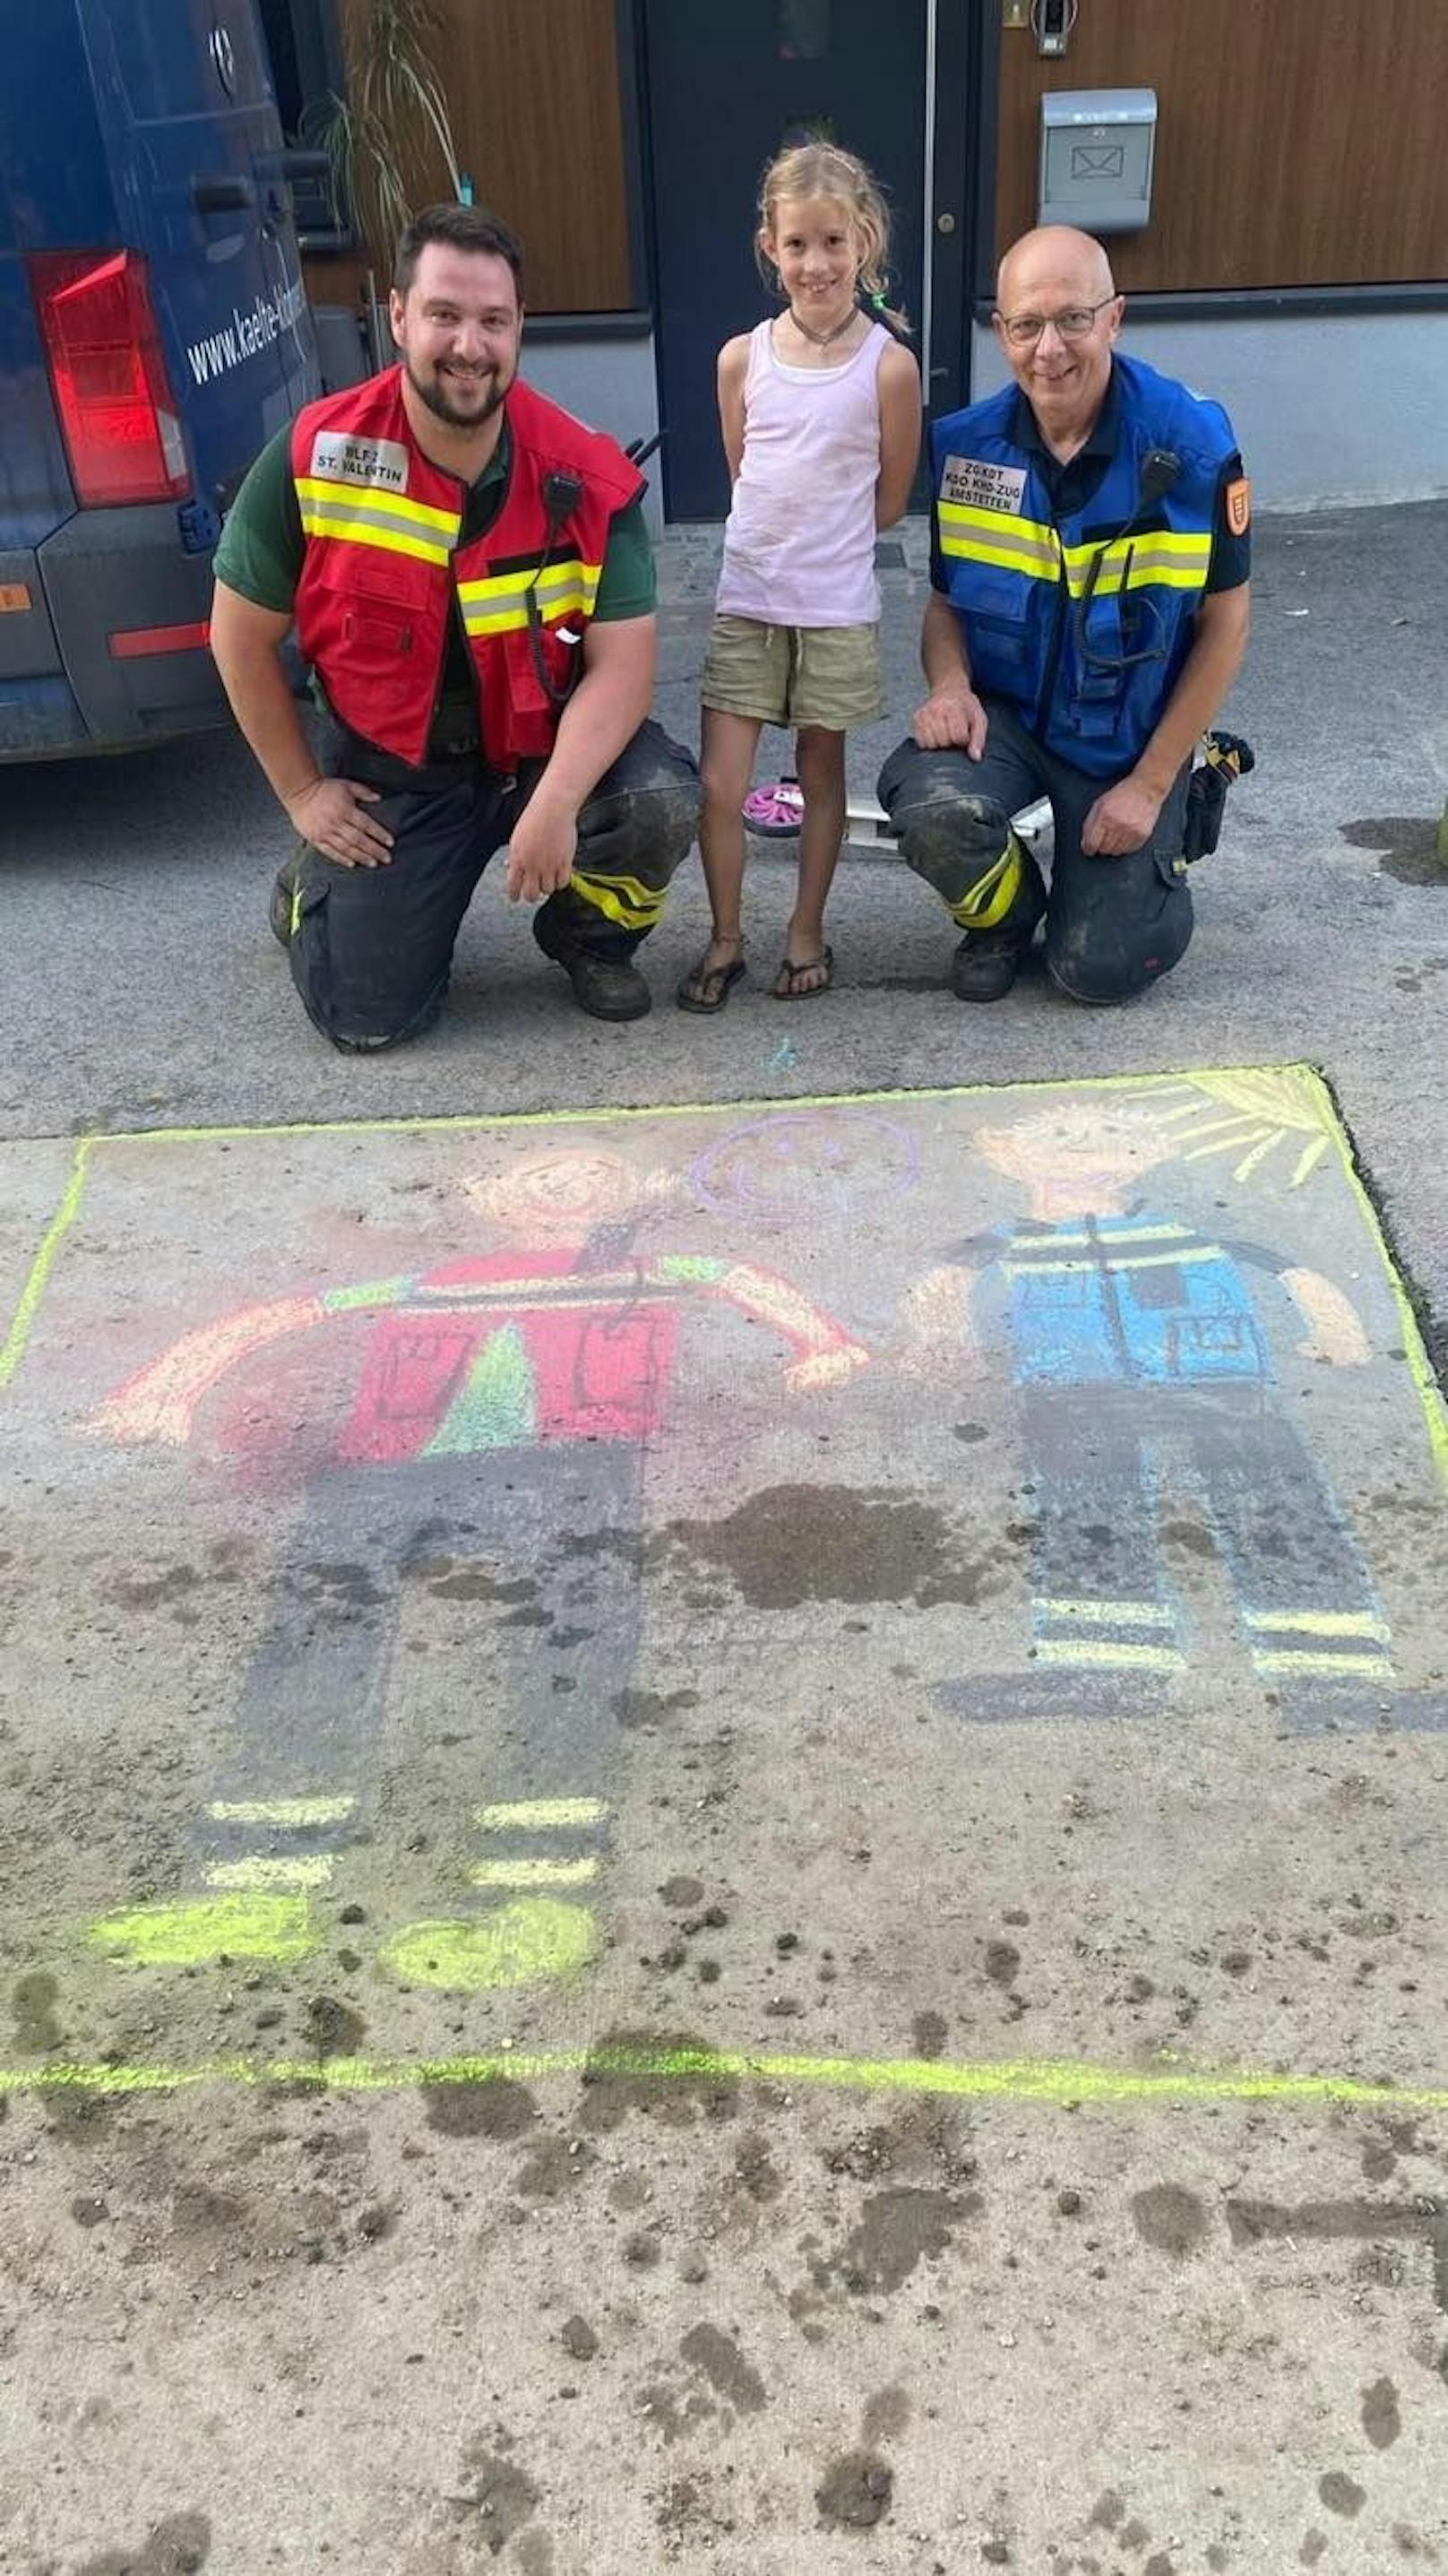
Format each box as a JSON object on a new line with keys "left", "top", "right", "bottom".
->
{"left": 3, "top": 1075, "right": 1441, "bottom": 2118}
{"left": 0, "top": 1134, "right": 92, "bottom": 1391}
{"left": 3, "top": 1064, "right": 1444, "bottom": 1482}
{"left": 3, "top": 2039, "right": 1448, "bottom": 2111}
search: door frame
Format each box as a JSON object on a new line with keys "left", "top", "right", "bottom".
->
{"left": 924, "top": 0, "right": 997, "bottom": 420}
{"left": 631, "top": 0, "right": 996, "bottom": 515}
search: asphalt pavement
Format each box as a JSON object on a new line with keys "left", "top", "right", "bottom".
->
{"left": 1, "top": 499, "right": 1446, "bottom": 2573}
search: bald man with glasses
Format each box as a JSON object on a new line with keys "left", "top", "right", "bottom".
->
{"left": 879, "top": 226, "right": 1250, "bottom": 1004}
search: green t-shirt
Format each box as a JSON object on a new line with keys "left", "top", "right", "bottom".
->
{"left": 214, "top": 407, "right": 656, "bottom": 760}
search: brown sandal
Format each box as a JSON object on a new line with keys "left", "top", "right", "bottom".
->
{"left": 677, "top": 952, "right": 746, "bottom": 1014}
{"left": 772, "top": 946, "right": 833, "bottom": 999}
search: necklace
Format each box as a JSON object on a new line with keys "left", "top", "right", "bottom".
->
{"left": 786, "top": 303, "right": 861, "bottom": 350}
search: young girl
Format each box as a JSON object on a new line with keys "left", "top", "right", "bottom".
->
{"left": 677, "top": 141, "right": 922, "bottom": 1011}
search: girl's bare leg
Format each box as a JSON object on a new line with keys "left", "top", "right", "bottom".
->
{"left": 694, "top": 705, "right": 765, "bottom": 979}
{"left": 777, "top": 723, "right": 846, "bottom": 992}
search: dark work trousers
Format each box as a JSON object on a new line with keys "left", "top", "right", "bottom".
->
{"left": 1021, "top": 1384, "right": 1392, "bottom": 1690}
{"left": 196, "top": 1447, "right": 643, "bottom": 1889}
{"left": 877, "top": 696, "right": 1193, "bottom": 1003}
{"left": 288, "top": 719, "right": 700, "bottom": 1050}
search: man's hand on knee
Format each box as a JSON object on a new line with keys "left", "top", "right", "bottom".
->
{"left": 911, "top": 681, "right": 988, "bottom": 758}
{"left": 1081, "top": 773, "right": 1164, "bottom": 857}
{"left": 286, "top": 777, "right": 394, "bottom": 868}
{"left": 505, "top": 785, "right": 579, "bottom": 903}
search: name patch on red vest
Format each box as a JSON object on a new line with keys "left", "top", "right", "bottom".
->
{"left": 309, "top": 431, "right": 410, "bottom": 493}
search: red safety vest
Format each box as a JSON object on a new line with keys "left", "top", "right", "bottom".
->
{"left": 289, "top": 369, "right": 643, "bottom": 769}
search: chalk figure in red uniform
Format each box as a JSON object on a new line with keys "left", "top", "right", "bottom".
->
{"left": 90, "top": 1148, "right": 866, "bottom": 1986}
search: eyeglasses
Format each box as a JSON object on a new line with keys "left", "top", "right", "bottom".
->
{"left": 994, "top": 296, "right": 1118, "bottom": 349}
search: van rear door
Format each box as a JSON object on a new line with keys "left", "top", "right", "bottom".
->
{"left": 77, "top": 0, "right": 320, "bottom": 527}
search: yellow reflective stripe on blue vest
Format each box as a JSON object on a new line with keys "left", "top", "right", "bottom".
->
{"left": 1061, "top": 527, "right": 1211, "bottom": 598}
{"left": 937, "top": 501, "right": 1061, "bottom": 583}
{"left": 939, "top": 505, "right": 1211, "bottom": 599}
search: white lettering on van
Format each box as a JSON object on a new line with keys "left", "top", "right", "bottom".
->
{"left": 185, "top": 276, "right": 307, "bottom": 388}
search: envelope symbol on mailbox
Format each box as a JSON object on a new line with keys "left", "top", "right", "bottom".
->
{"left": 1071, "top": 142, "right": 1125, "bottom": 179}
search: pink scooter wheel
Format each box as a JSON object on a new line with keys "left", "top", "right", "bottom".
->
{"left": 742, "top": 776, "right": 804, "bottom": 837}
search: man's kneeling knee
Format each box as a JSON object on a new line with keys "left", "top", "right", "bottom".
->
{"left": 1046, "top": 920, "right": 1193, "bottom": 1007}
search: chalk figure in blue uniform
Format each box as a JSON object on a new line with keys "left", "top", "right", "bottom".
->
{"left": 908, "top": 1097, "right": 1393, "bottom": 1716}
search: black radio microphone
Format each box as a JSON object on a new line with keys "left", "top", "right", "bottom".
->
{"left": 1073, "top": 448, "right": 1184, "bottom": 673}
{"left": 542, "top": 468, "right": 583, "bottom": 525}
{"left": 1135, "top": 446, "right": 1181, "bottom": 510}
{"left": 527, "top": 469, "right": 588, "bottom": 707}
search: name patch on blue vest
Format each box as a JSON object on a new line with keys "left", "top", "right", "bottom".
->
{"left": 308, "top": 432, "right": 409, "bottom": 494}
{"left": 941, "top": 455, "right": 1028, "bottom": 514}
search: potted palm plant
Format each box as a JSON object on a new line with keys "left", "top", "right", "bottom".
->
{"left": 309, "top": 0, "right": 464, "bottom": 366}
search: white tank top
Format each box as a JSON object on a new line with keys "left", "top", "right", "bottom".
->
{"left": 715, "top": 319, "right": 888, "bottom": 627}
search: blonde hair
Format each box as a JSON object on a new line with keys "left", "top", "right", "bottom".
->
{"left": 756, "top": 140, "right": 911, "bottom": 335}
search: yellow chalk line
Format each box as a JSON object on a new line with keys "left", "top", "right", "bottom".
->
{"left": 203, "top": 1856, "right": 334, "bottom": 1890}
{"left": 468, "top": 1857, "right": 599, "bottom": 1889}
{"left": 0, "top": 1064, "right": 1299, "bottom": 1154}
{"left": 1314, "top": 1063, "right": 1448, "bottom": 1493}
{"left": 3, "top": 2042, "right": 1448, "bottom": 2110}
{"left": 0, "top": 1137, "right": 90, "bottom": 1391}
{"left": 475, "top": 1798, "right": 609, "bottom": 1831}
{"left": 207, "top": 1797, "right": 357, "bottom": 1827}
{"left": 1032, "top": 1639, "right": 1184, "bottom": 1672}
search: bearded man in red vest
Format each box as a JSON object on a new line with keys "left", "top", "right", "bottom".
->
{"left": 210, "top": 205, "right": 698, "bottom": 1048}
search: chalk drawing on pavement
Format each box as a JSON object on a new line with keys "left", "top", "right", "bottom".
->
{"left": 907, "top": 1082, "right": 1418, "bottom": 1726}
{"left": 1, "top": 1068, "right": 1445, "bottom": 2078}
{"left": 82, "top": 1145, "right": 866, "bottom": 1982}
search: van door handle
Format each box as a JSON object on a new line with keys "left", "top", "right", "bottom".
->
{"left": 252, "top": 149, "right": 332, "bottom": 182}
{"left": 191, "top": 173, "right": 254, "bottom": 212}
{"left": 191, "top": 174, "right": 256, "bottom": 213}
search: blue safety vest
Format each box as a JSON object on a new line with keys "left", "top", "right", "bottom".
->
{"left": 996, "top": 1214, "right": 1268, "bottom": 1390}
{"left": 932, "top": 355, "right": 1238, "bottom": 776}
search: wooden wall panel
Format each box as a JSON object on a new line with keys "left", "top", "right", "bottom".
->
{"left": 995, "top": 0, "right": 1448, "bottom": 290}
{"left": 430, "top": 0, "right": 634, "bottom": 311}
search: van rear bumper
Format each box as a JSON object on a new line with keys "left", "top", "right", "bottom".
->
{"left": 0, "top": 505, "right": 229, "bottom": 762}
{"left": 0, "top": 548, "right": 80, "bottom": 754}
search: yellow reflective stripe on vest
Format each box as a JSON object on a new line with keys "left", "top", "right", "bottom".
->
{"left": 937, "top": 501, "right": 1060, "bottom": 583}
{"left": 457, "top": 558, "right": 601, "bottom": 636}
{"left": 949, "top": 833, "right": 1024, "bottom": 929}
{"left": 295, "top": 477, "right": 460, "bottom": 534}
{"left": 1061, "top": 528, "right": 1211, "bottom": 598}
{"left": 295, "top": 477, "right": 460, "bottom": 567}
{"left": 939, "top": 500, "right": 1057, "bottom": 553}
{"left": 568, "top": 867, "right": 667, "bottom": 932}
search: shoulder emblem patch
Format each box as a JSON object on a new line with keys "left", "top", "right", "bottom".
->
{"left": 1224, "top": 476, "right": 1251, "bottom": 538}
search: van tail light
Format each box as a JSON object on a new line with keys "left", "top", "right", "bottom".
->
{"left": 27, "top": 249, "right": 191, "bottom": 507}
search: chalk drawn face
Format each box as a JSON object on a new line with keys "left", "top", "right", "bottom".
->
{"left": 689, "top": 1108, "right": 920, "bottom": 1221}
{"left": 463, "top": 1151, "right": 650, "bottom": 1238}
{"left": 973, "top": 1102, "right": 1176, "bottom": 1197}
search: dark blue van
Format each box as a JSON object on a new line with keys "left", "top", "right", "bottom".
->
{"left": 1, "top": 0, "right": 320, "bottom": 759}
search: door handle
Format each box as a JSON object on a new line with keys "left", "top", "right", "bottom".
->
{"left": 191, "top": 174, "right": 256, "bottom": 214}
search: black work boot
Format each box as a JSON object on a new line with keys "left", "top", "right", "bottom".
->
{"left": 269, "top": 860, "right": 298, "bottom": 949}
{"left": 952, "top": 929, "right": 1024, "bottom": 1002}
{"left": 532, "top": 909, "right": 651, "bottom": 1021}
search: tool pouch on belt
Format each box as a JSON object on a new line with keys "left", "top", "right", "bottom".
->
{"left": 1183, "top": 730, "right": 1255, "bottom": 863}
